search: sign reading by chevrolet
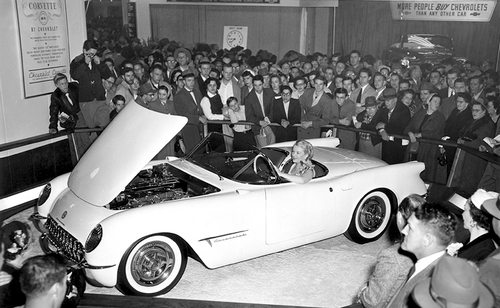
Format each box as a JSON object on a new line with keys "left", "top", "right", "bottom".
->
{"left": 390, "top": 0, "right": 497, "bottom": 22}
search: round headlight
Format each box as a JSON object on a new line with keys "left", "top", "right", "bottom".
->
{"left": 85, "top": 224, "right": 102, "bottom": 253}
{"left": 37, "top": 184, "right": 51, "bottom": 206}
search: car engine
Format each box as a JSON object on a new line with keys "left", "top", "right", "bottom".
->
{"left": 108, "top": 163, "right": 219, "bottom": 210}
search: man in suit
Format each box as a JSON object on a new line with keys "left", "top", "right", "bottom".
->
{"left": 324, "top": 67, "right": 336, "bottom": 94}
{"left": 240, "top": 70, "right": 254, "bottom": 104}
{"left": 299, "top": 76, "right": 336, "bottom": 139}
{"left": 376, "top": 88, "right": 411, "bottom": 164}
{"left": 470, "top": 75, "right": 487, "bottom": 104}
{"left": 195, "top": 61, "right": 211, "bottom": 97}
{"left": 334, "top": 88, "right": 357, "bottom": 150}
{"left": 440, "top": 78, "right": 467, "bottom": 120}
{"left": 245, "top": 74, "right": 275, "bottom": 136}
{"left": 269, "top": 85, "right": 301, "bottom": 142}
{"left": 480, "top": 196, "right": 500, "bottom": 305}
{"left": 349, "top": 68, "right": 377, "bottom": 115}
{"left": 387, "top": 203, "right": 457, "bottom": 308}
{"left": 173, "top": 72, "right": 204, "bottom": 153}
{"left": 49, "top": 73, "right": 90, "bottom": 156}
{"left": 70, "top": 39, "right": 111, "bottom": 132}
{"left": 219, "top": 64, "right": 241, "bottom": 105}
{"left": 49, "top": 73, "right": 82, "bottom": 134}
{"left": 438, "top": 69, "right": 459, "bottom": 99}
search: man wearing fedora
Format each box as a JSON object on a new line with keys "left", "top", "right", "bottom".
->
{"left": 387, "top": 203, "right": 457, "bottom": 308}
{"left": 479, "top": 196, "right": 500, "bottom": 305}
{"left": 412, "top": 256, "right": 494, "bottom": 308}
{"left": 375, "top": 87, "right": 411, "bottom": 165}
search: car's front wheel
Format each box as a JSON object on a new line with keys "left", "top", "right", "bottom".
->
{"left": 345, "top": 190, "right": 392, "bottom": 243}
{"left": 117, "top": 234, "right": 187, "bottom": 296}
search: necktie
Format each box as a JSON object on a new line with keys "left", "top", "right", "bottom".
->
{"left": 65, "top": 93, "right": 74, "bottom": 106}
{"left": 356, "top": 88, "right": 363, "bottom": 104}
{"left": 189, "top": 91, "right": 197, "bottom": 104}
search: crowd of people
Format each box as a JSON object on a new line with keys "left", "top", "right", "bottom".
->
{"left": 43, "top": 36, "right": 500, "bottom": 307}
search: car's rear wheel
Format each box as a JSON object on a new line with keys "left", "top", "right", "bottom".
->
{"left": 345, "top": 190, "right": 392, "bottom": 243}
{"left": 117, "top": 235, "right": 187, "bottom": 296}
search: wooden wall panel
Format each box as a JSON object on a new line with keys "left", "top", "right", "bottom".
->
{"left": 151, "top": 5, "right": 301, "bottom": 59}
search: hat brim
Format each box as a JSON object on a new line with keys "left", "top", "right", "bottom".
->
{"left": 477, "top": 284, "right": 495, "bottom": 308}
{"left": 174, "top": 48, "right": 191, "bottom": 60}
{"left": 413, "top": 278, "right": 495, "bottom": 308}
{"left": 412, "top": 279, "right": 441, "bottom": 308}
{"left": 483, "top": 198, "right": 500, "bottom": 219}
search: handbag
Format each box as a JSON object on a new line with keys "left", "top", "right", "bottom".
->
{"left": 255, "top": 126, "right": 276, "bottom": 148}
{"left": 408, "top": 141, "right": 419, "bottom": 154}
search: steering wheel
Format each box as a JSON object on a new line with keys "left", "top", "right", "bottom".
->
{"left": 253, "top": 154, "right": 278, "bottom": 183}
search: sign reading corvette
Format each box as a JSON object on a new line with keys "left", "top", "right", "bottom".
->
{"left": 390, "top": 0, "right": 497, "bottom": 22}
{"left": 16, "top": 0, "right": 70, "bottom": 98}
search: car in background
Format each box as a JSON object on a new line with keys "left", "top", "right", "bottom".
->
{"left": 34, "top": 101, "right": 427, "bottom": 297}
{"left": 383, "top": 34, "right": 455, "bottom": 66}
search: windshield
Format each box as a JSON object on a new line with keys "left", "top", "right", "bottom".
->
{"left": 186, "top": 133, "right": 288, "bottom": 182}
{"left": 403, "top": 35, "right": 452, "bottom": 50}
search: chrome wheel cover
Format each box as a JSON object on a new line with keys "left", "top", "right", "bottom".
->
{"left": 358, "top": 196, "right": 386, "bottom": 233}
{"left": 130, "top": 241, "right": 175, "bottom": 287}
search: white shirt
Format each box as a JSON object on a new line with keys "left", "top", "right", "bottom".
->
{"left": 184, "top": 87, "right": 197, "bottom": 104}
{"left": 408, "top": 251, "right": 445, "bottom": 281}
{"left": 219, "top": 80, "right": 234, "bottom": 105}
{"left": 448, "top": 87, "right": 455, "bottom": 98}
{"left": 376, "top": 87, "right": 386, "bottom": 99}
{"left": 283, "top": 100, "right": 290, "bottom": 118}
{"left": 200, "top": 92, "right": 225, "bottom": 120}
{"left": 256, "top": 91, "right": 265, "bottom": 116}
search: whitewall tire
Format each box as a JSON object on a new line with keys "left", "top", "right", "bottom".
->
{"left": 117, "top": 234, "right": 187, "bottom": 296}
{"left": 345, "top": 190, "right": 392, "bottom": 243}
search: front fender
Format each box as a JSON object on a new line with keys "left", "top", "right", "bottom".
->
{"left": 36, "top": 173, "right": 70, "bottom": 218}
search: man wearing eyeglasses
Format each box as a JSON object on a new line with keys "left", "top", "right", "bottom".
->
{"left": 269, "top": 85, "right": 301, "bottom": 142}
{"left": 70, "top": 39, "right": 112, "bottom": 144}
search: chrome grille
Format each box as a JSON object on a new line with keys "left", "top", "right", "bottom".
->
{"left": 44, "top": 216, "right": 85, "bottom": 263}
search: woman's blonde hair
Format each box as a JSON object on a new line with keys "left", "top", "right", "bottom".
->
{"left": 294, "top": 140, "right": 314, "bottom": 161}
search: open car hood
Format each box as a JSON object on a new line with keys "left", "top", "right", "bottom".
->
{"left": 68, "top": 101, "right": 187, "bottom": 206}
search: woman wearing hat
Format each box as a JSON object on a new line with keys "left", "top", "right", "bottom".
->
{"left": 404, "top": 93, "right": 447, "bottom": 184}
{"left": 457, "top": 189, "right": 498, "bottom": 262}
{"left": 452, "top": 101, "right": 496, "bottom": 197}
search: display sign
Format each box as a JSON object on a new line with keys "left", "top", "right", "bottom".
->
{"left": 16, "top": 0, "right": 70, "bottom": 98}
{"left": 390, "top": 0, "right": 497, "bottom": 22}
{"left": 167, "top": 0, "right": 280, "bottom": 3}
{"left": 223, "top": 26, "right": 248, "bottom": 50}
{"left": 127, "top": 2, "right": 137, "bottom": 38}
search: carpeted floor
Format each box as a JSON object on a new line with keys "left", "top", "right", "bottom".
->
{"left": 6, "top": 207, "right": 392, "bottom": 307}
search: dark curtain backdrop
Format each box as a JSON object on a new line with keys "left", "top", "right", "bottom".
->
{"left": 335, "top": 0, "right": 500, "bottom": 64}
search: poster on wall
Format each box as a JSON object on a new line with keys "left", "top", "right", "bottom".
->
{"left": 390, "top": 0, "right": 497, "bottom": 22}
{"left": 16, "top": 0, "right": 70, "bottom": 98}
{"left": 223, "top": 26, "right": 248, "bottom": 50}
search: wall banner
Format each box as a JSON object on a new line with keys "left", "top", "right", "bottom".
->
{"left": 390, "top": 0, "right": 497, "bottom": 22}
{"left": 16, "top": 0, "right": 70, "bottom": 98}
{"left": 223, "top": 26, "right": 248, "bottom": 50}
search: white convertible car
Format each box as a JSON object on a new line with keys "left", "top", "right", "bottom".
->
{"left": 35, "top": 101, "right": 426, "bottom": 296}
